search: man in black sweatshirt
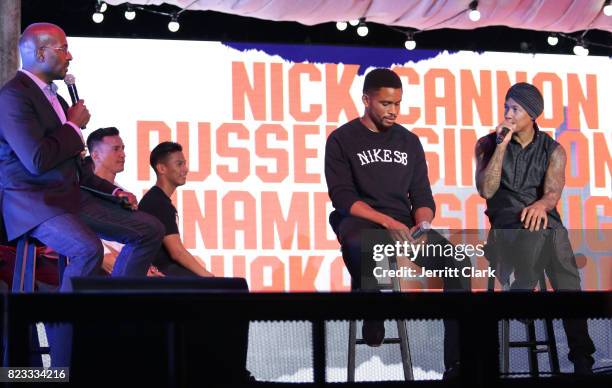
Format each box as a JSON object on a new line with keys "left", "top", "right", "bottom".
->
{"left": 325, "top": 68, "right": 467, "bottom": 378}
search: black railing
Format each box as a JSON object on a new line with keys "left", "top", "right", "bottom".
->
{"left": 2, "top": 291, "right": 611, "bottom": 387}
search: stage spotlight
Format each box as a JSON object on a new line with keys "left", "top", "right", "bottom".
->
{"left": 349, "top": 19, "right": 360, "bottom": 26}
{"left": 99, "top": 2, "right": 107, "bottom": 13}
{"left": 604, "top": 0, "right": 612, "bottom": 16}
{"left": 124, "top": 5, "right": 136, "bottom": 20}
{"left": 404, "top": 33, "right": 416, "bottom": 50}
{"left": 168, "top": 15, "right": 180, "bottom": 32}
{"left": 336, "top": 21, "right": 348, "bottom": 31}
{"left": 547, "top": 33, "right": 558, "bottom": 46}
{"left": 469, "top": 1, "right": 481, "bottom": 22}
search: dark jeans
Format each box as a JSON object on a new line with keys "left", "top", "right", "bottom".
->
{"left": 330, "top": 212, "right": 471, "bottom": 370}
{"left": 30, "top": 190, "right": 164, "bottom": 367}
{"left": 486, "top": 227, "right": 596, "bottom": 362}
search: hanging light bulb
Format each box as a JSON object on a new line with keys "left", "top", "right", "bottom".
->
{"left": 357, "top": 25, "right": 368, "bottom": 37}
{"left": 168, "top": 15, "right": 180, "bottom": 32}
{"left": 573, "top": 41, "right": 588, "bottom": 56}
{"left": 92, "top": 12, "right": 104, "bottom": 23}
{"left": 604, "top": 0, "right": 612, "bottom": 16}
{"left": 469, "top": 1, "right": 481, "bottom": 22}
{"left": 547, "top": 33, "right": 559, "bottom": 46}
{"left": 349, "top": 19, "right": 360, "bottom": 26}
{"left": 99, "top": 2, "right": 108, "bottom": 13}
{"left": 404, "top": 32, "right": 416, "bottom": 50}
{"left": 124, "top": 5, "right": 136, "bottom": 20}
{"left": 92, "top": 3, "right": 104, "bottom": 23}
{"left": 356, "top": 18, "right": 368, "bottom": 37}
{"left": 336, "top": 21, "right": 348, "bottom": 31}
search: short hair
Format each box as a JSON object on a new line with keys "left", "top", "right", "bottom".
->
{"left": 86, "top": 127, "right": 120, "bottom": 153}
{"left": 150, "top": 141, "right": 183, "bottom": 174}
{"left": 363, "top": 68, "right": 402, "bottom": 94}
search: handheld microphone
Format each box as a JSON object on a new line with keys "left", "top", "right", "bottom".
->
{"left": 411, "top": 221, "right": 431, "bottom": 239}
{"left": 496, "top": 126, "right": 511, "bottom": 144}
{"left": 64, "top": 74, "right": 86, "bottom": 129}
{"left": 63, "top": 74, "right": 79, "bottom": 105}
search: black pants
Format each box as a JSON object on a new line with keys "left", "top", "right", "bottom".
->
{"left": 485, "top": 227, "right": 596, "bottom": 362}
{"left": 330, "top": 212, "right": 471, "bottom": 370}
{"left": 157, "top": 261, "right": 198, "bottom": 277}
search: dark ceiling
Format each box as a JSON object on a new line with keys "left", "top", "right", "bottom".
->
{"left": 21, "top": 0, "right": 612, "bottom": 56}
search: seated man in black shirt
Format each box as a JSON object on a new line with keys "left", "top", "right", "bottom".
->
{"left": 325, "top": 68, "right": 470, "bottom": 378}
{"left": 141, "top": 141, "right": 253, "bottom": 383}
{"left": 475, "top": 82, "right": 596, "bottom": 374}
{"left": 139, "top": 141, "right": 214, "bottom": 277}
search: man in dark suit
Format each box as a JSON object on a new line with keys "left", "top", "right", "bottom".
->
{"left": 0, "top": 23, "right": 164, "bottom": 365}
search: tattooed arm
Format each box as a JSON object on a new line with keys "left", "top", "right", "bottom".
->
{"left": 520, "top": 145, "right": 566, "bottom": 231}
{"left": 475, "top": 135, "right": 507, "bottom": 199}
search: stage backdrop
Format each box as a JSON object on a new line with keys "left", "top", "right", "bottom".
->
{"left": 65, "top": 37, "right": 611, "bottom": 292}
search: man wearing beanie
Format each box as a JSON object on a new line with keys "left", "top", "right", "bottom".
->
{"left": 475, "top": 82, "right": 596, "bottom": 374}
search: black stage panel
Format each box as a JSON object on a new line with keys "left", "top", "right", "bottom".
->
{"left": 69, "top": 277, "right": 250, "bottom": 387}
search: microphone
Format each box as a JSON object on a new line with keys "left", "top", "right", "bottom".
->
{"left": 411, "top": 221, "right": 431, "bottom": 239}
{"left": 64, "top": 74, "right": 86, "bottom": 129}
{"left": 496, "top": 126, "right": 511, "bottom": 144}
{"left": 63, "top": 74, "right": 79, "bottom": 105}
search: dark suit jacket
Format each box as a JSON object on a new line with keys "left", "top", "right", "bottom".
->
{"left": 0, "top": 71, "right": 117, "bottom": 242}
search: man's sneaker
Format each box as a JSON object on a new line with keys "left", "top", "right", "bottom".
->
{"left": 573, "top": 355, "right": 594, "bottom": 375}
{"left": 362, "top": 320, "right": 385, "bottom": 347}
{"left": 442, "top": 362, "right": 460, "bottom": 380}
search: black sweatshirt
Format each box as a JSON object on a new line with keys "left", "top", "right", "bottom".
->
{"left": 324, "top": 118, "right": 435, "bottom": 227}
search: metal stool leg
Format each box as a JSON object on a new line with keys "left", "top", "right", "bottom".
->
{"left": 501, "top": 319, "right": 510, "bottom": 374}
{"left": 537, "top": 274, "right": 560, "bottom": 375}
{"left": 12, "top": 237, "right": 27, "bottom": 292}
{"left": 396, "top": 319, "right": 414, "bottom": 380}
{"left": 12, "top": 236, "right": 37, "bottom": 293}
{"left": 24, "top": 243, "right": 37, "bottom": 293}
{"left": 347, "top": 320, "right": 357, "bottom": 382}
{"left": 489, "top": 271, "right": 514, "bottom": 375}
{"left": 58, "top": 255, "right": 68, "bottom": 288}
{"left": 525, "top": 320, "right": 540, "bottom": 377}
{"left": 389, "top": 259, "right": 413, "bottom": 381}
{"left": 543, "top": 318, "right": 560, "bottom": 373}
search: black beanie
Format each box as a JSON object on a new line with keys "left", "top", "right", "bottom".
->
{"left": 505, "top": 82, "right": 544, "bottom": 119}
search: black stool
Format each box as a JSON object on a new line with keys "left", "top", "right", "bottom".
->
{"left": 8, "top": 234, "right": 68, "bottom": 366}
{"left": 487, "top": 274, "right": 560, "bottom": 377}
{"left": 347, "top": 255, "right": 413, "bottom": 381}
{"left": 12, "top": 234, "right": 67, "bottom": 292}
